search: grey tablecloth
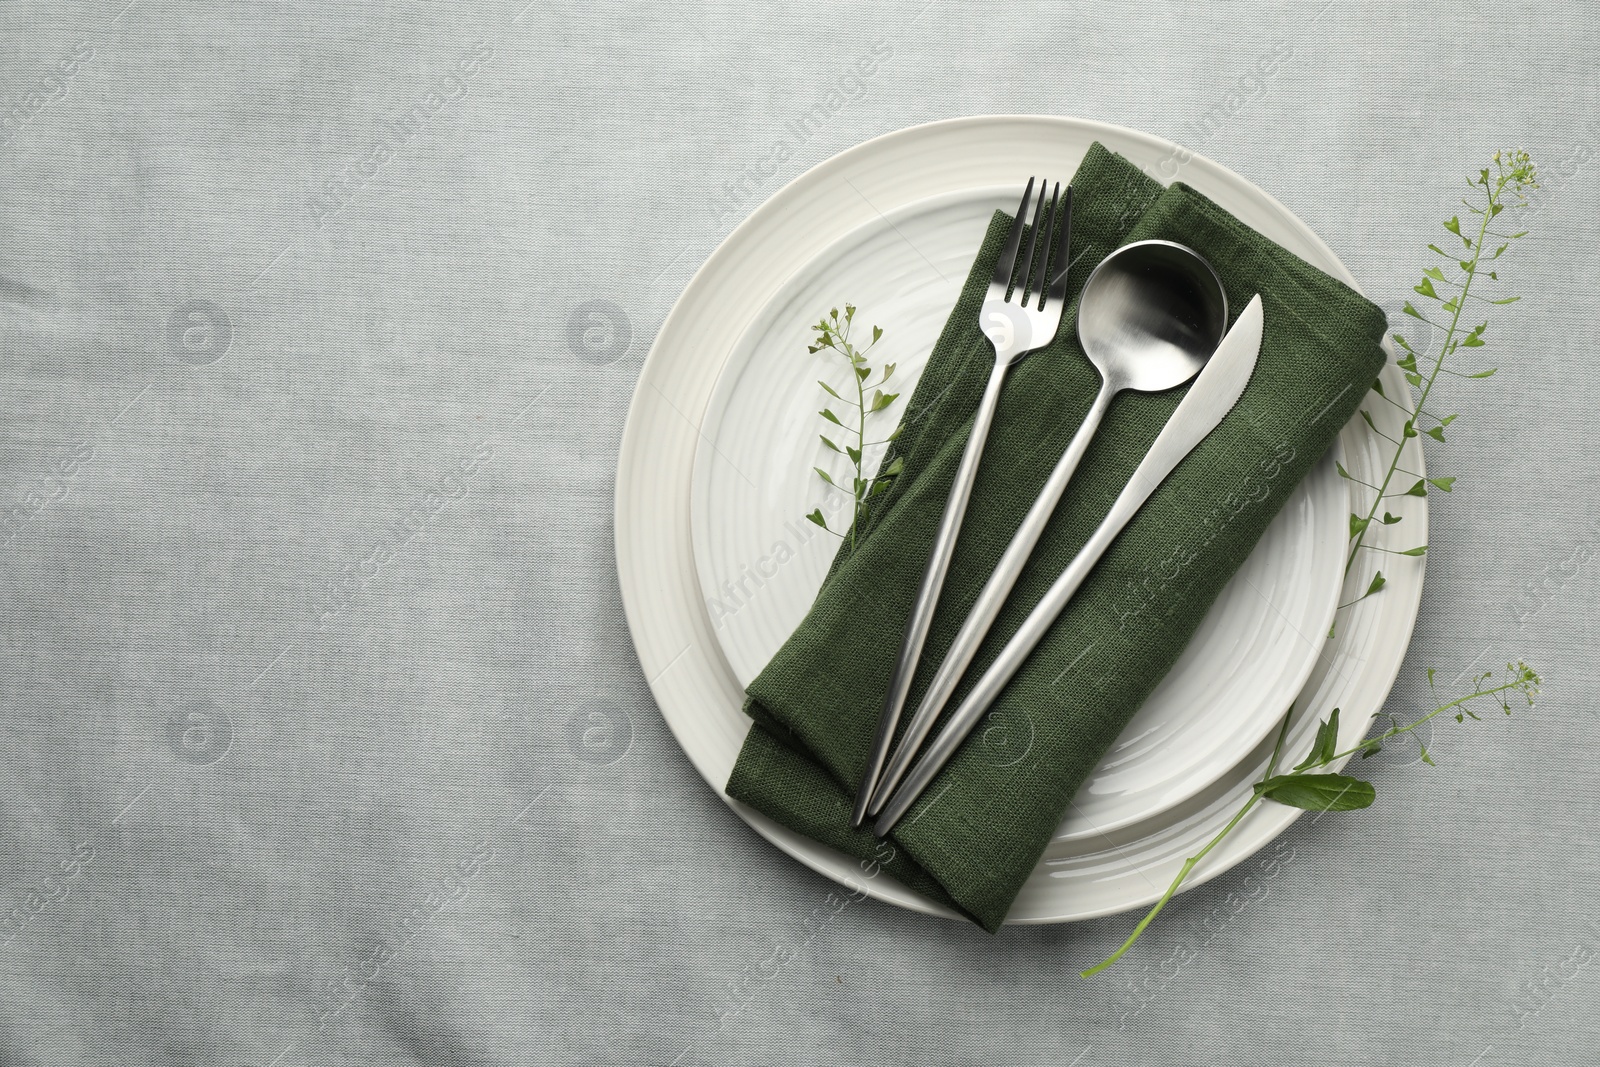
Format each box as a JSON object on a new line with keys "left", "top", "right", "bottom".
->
{"left": 2, "top": 2, "right": 1598, "bottom": 1065}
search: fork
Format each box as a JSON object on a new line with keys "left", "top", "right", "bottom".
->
{"left": 850, "top": 177, "right": 1074, "bottom": 828}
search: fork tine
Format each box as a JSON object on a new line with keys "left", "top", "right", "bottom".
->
{"left": 1015, "top": 177, "right": 1049, "bottom": 303}
{"left": 1045, "top": 184, "right": 1075, "bottom": 306}
{"left": 988, "top": 177, "right": 1036, "bottom": 292}
{"left": 1026, "top": 182, "right": 1060, "bottom": 309}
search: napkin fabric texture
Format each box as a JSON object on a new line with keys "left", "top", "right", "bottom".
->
{"left": 725, "top": 144, "right": 1389, "bottom": 931}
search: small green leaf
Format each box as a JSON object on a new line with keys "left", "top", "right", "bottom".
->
{"left": 872, "top": 325, "right": 883, "bottom": 342}
{"left": 855, "top": 366, "right": 870, "bottom": 381}
{"left": 818, "top": 380, "right": 843, "bottom": 400}
{"left": 870, "top": 390, "right": 899, "bottom": 412}
{"left": 813, "top": 467, "right": 838, "bottom": 487}
{"left": 1467, "top": 368, "right": 1497, "bottom": 378}
{"left": 1335, "top": 461, "right": 1353, "bottom": 481}
{"left": 820, "top": 435, "right": 842, "bottom": 453}
{"left": 1398, "top": 545, "right": 1428, "bottom": 556}
{"left": 880, "top": 362, "right": 895, "bottom": 381}
{"left": 1443, "top": 216, "right": 1462, "bottom": 236}
{"left": 1423, "top": 266, "right": 1447, "bottom": 282}
{"left": 885, "top": 423, "right": 904, "bottom": 443}
{"left": 1405, "top": 372, "right": 1423, "bottom": 388}
{"left": 1403, "top": 479, "right": 1428, "bottom": 497}
{"left": 845, "top": 445, "right": 862, "bottom": 464}
{"left": 1419, "top": 742, "right": 1436, "bottom": 766}
{"left": 1380, "top": 512, "right": 1401, "bottom": 524}
{"left": 881, "top": 456, "right": 905, "bottom": 478}
{"left": 1371, "top": 376, "right": 1386, "bottom": 396}
{"left": 1366, "top": 571, "right": 1387, "bottom": 595}
{"left": 1360, "top": 409, "right": 1378, "bottom": 432}
{"left": 1491, "top": 296, "right": 1521, "bottom": 305}
{"left": 820, "top": 408, "right": 843, "bottom": 426}
{"left": 1402, "top": 302, "right": 1423, "bottom": 319}
{"left": 1255, "top": 773, "right": 1376, "bottom": 811}
{"left": 1425, "top": 426, "right": 1446, "bottom": 442}
{"left": 1294, "top": 708, "right": 1343, "bottom": 770}
{"left": 1413, "top": 278, "right": 1438, "bottom": 299}
{"left": 1350, "top": 513, "right": 1370, "bottom": 538}
{"left": 1427, "top": 667, "right": 1436, "bottom": 687}
{"left": 1461, "top": 335, "right": 1485, "bottom": 347}
{"left": 1440, "top": 298, "right": 1460, "bottom": 313}
{"left": 1427, "top": 476, "right": 1455, "bottom": 493}
{"left": 805, "top": 508, "right": 828, "bottom": 529}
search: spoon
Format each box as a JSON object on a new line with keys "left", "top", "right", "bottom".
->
{"left": 864, "top": 239, "right": 1227, "bottom": 817}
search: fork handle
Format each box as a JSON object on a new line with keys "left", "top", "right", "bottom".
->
{"left": 866, "top": 378, "right": 1115, "bottom": 815}
{"left": 850, "top": 357, "right": 1010, "bottom": 828}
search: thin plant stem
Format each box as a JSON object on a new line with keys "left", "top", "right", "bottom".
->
{"left": 1082, "top": 664, "right": 1537, "bottom": 977}
{"left": 1344, "top": 160, "right": 1528, "bottom": 574}
{"left": 806, "top": 305, "right": 902, "bottom": 552}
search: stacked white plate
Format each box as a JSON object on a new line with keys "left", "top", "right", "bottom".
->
{"left": 615, "top": 117, "right": 1426, "bottom": 923}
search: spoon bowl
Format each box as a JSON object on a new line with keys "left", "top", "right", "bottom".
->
{"left": 1077, "top": 239, "right": 1228, "bottom": 392}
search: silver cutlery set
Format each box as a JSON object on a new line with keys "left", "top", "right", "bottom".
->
{"left": 857, "top": 178, "right": 1266, "bottom": 836}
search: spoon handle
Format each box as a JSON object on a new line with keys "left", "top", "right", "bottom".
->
{"left": 850, "top": 357, "right": 1010, "bottom": 828}
{"left": 864, "top": 379, "right": 1116, "bottom": 816}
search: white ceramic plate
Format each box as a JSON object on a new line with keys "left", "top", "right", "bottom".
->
{"left": 688, "top": 185, "right": 1346, "bottom": 840}
{"left": 615, "top": 116, "right": 1427, "bottom": 923}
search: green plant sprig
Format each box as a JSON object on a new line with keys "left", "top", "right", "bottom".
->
{"left": 1082, "top": 660, "right": 1541, "bottom": 978}
{"left": 1083, "top": 151, "right": 1542, "bottom": 978}
{"left": 1337, "top": 149, "right": 1538, "bottom": 615}
{"left": 804, "top": 305, "right": 904, "bottom": 555}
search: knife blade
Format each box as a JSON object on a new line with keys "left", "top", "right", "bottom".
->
{"left": 873, "top": 294, "right": 1266, "bottom": 836}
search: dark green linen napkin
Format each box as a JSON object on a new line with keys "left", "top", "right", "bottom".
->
{"left": 726, "top": 144, "right": 1388, "bottom": 931}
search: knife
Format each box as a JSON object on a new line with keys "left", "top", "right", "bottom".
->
{"left": 873, "top": 294, "right": 1266, "bottom": 836}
